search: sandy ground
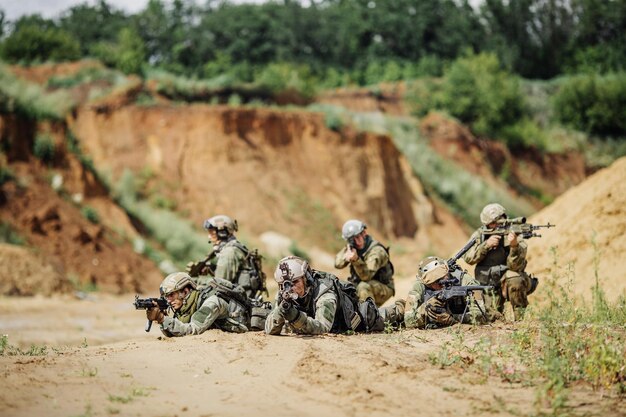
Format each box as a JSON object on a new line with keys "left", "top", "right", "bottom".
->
{"left": 1, "top": 289, "right": 624, "bottom": 417}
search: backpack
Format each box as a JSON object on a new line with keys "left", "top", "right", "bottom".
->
{"left": 330, "top": 278, "right": 383, "bottom": 333}
{"left": 230, "top": 242, "right": 268, "bottom": 299}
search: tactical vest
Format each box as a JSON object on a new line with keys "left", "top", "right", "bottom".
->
{"left": 475, "top": 229, "right": 510, "bottom": 287}
{"left": 297, "top": 271, "right": 380, "bottom": 333}
{"left": 220, "top": 239, "right": 267, "bottom": 298}
{"left": 349, "top": 240, "right": 395, "bottom": 289}
{"left": 196, "top": 277, "right": 251, "bottom": 328}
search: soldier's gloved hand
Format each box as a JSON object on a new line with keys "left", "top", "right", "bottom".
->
{"left": 280, "top": 302, "right": 299, "bottom": 322}
{"left": 146, "top": 307, "right": 165, "bottom": 324}
{"left": 425, "top": 298, "right": 456, "bottom": 326}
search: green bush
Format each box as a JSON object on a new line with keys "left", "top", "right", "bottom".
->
{"left": 80, "top": 205, "right": 100, "bottom": 224}
{"left": 0, "top": 63, "right": 74, "bottom": 120}
{"left": 0, "top": 165, "right": 14, "bottom": 186}
{"left": 553, "top": 73, "right": 626, "bottom": 137}
{"left": 0, "top": 222, "right": 25, "bottom": 245}
{"left": 0, "top": 24, "right": 80, "bottom": 63}
{"left": 90, "top": 28, "right": 146, "bottom": 75}
{"left": 33, "top": 134, "right": 56, "bottom": 164}
{"left": 441, "top": 53, "right": 527, "bottom": 138}
{"left": 255, "top": 62, "right": 318, "bottom": 100}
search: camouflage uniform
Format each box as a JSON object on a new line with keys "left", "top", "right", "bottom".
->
{"left": 463, "top": 228, "right": 531, "bottom": 320}
{"left": 160, "top": 277, "right": 248, "bottom": 337}
{"left": 265, "top": 270, "right": 339, "bottom": 335}
{"left": 335, "top": 236, "right": 395, "bottom": 306}
{"left": 404, "top": 270, "right": 484, "bottom": 329}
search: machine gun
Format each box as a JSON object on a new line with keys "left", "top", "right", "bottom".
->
{"left": 133, "top": 296, "right": 169, "bottom": 332}
{"left": 481, "top": 217, "right": 555, "bottom": 244}
{"left": 424, "top": 281, "right": 493, "bottom": 326}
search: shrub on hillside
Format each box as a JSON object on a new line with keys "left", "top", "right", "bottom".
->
{"left": 0, "top": 64, "right": 74, "bottom": 120}
{"left": 33, "top": 134, "right": 56, "bottom": 164}
{"left": 408, "top": 53, "right": 530, "bottom": 144}
{"left": 0, "top": 24, "right": 80, "bottom": 63}
{"left": 553, "top": 73, "right": 626, "bottom": 137}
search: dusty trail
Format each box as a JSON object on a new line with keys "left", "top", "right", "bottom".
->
{"left": 1, "top": 296, "right": 623, "bottom": 417}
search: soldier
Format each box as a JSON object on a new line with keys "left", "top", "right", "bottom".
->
{"left": 404, "top": 256, "right": 487, "bottom": 329}
{"left": 334, "top": 220, "right": 395, "bottom": 307}
{"left": 145, "top": 272, "right": 249, "bottom": 337}
{"left": 187, "top": 215, "right": 265, "bottom": 298}
{"left": 265, "top": 256, "right": 404, "bottom": 336}
{"left": 463, "top": 203, "right": 538, "bottom": 320}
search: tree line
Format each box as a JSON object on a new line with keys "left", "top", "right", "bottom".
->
{"left": 0, "top": 0, "right": 624, "bottom": 81}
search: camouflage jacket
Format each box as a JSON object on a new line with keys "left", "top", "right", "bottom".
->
{"left": 334, "top": 238, "right": 394, "bottom": 290}
{"left": 160, "top": 279, "right": 248, "bottom": 337}
{"left": 213, "top": 237, "right": 248, "bottom": 284}
{"left": 265, "top": 271, "right": 339, "bottom": 336}
{"left": 404, "top": 270, "right": 483, "bottom": 329}
{"left": 463, "top": 228, "right": 528, "bottom": 286}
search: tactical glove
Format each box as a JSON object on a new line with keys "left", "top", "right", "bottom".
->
{"left": 280, "top": 302, "right": 300, "bottom": 322}
{"left": 146, "top": 306, "right": 165, "bottom": 324}
{"left": 425, "top": 297, "right": 456, "bottom": 327}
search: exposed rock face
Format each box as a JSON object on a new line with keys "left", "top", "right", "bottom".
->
{"left": 0, "top": 116, "right": 163, "bottom": 294}
{"left": 70, "top": 105, "right": 438, "bottom": 250}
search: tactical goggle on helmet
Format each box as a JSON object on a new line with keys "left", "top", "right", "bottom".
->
{"left": 417, "top": 256, "right": 449, "bottom": 286}
{"left": 159, "top": 272, "right": 196, "bottom": 297}
{"left": 203, "top": 215, "right": 238, "bottom": 239}
{"left": 274, "top": 256, "right": 310, "bottom": 284}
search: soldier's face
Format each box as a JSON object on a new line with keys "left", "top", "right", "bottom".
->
{"left": 293, "top": 277, "right": 306, "bottom": 297}
{"left": 353, "top": 232, "right": 366, "bottom": 249}
{"left": 208, "top": 229, "right": 219, "bottom": 245}
{"left": 166, "top": 289, "right": 188, "bottom": 310}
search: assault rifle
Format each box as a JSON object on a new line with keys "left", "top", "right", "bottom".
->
{"left": 186, "top": 252, "right": 216, "bottom": 278}
{"left": 482, "top": 217, "right": 555, "bottom": 245}
{"left": 446, "top": 236, "right": 478, "bottom": 272}
{"left": 278, "top": 280, "right": 298, "bottom": 310}
{"left": 133, "top": 295, "right": 169, "bottom": 332}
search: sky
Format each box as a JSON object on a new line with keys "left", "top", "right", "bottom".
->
{"left": 1, "top": 0, "right": 482, "bottom": 21}
{"left": 0, "top": 0, "right": 268, "bottom": 21}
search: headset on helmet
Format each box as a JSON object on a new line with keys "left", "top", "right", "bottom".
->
{"left": 203, "top": 215, "right": 238, "bottom": 240}
{"left": 159, "top": 272, "right": 196, "bottom": 297}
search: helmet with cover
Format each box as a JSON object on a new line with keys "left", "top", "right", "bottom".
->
{"left": 159, "top": 272, "right": 197, "bottom": 297}
{"left": 417, "top": 256, "right": 449, "bottom": 286}
{"left": 274, "top": 256, "right": 311, "bottom": 284}
{"left": 203, "top": 215, "right": 238, "bottom": 240}
{"left": 480, "top": 203, "right": 506, "bottom": 225}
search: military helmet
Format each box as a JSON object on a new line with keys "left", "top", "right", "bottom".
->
{"left": 417, "top": 256, "right": 449, "bottom": 286}
{"left": 203, "top": 215, "right": 238, "bottom": 239}
{"left": 159, "top": 272, "right": 196, "bottom": 296}
{"left": 480, "top": 203, "right": 506, "bottom": 225}
{"left": 274, "top": 256, "right": 310, "bottom": 284}
{"left": 341, "top": 219, "right": 366, "bottom": 241}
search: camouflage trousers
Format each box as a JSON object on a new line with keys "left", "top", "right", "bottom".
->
{"left": 356, "top": 279, "right": 394, "bottom": 307}
{"left": 483, "top": 270, "right": 532, "bottom": 321}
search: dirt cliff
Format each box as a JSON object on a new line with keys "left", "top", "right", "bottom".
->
{"left": 527, "top": 156, "right": 626, "bottom": 301}
{"left": 0, "top": 115, "right": 163, "bottom": 294}
{"left": 69, "top": 104, "right": 467, "bottom": 267}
